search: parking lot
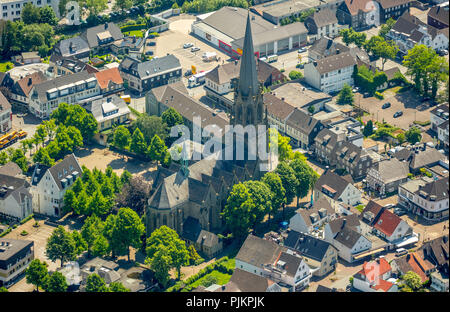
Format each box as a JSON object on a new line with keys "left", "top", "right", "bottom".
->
{"left": 155, "top": 17, "right": 230, "bottom": 74}
{"left": 357, "top": 88, "right": 434, "bottom": 131}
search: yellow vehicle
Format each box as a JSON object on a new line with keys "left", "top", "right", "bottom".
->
{"left": 0, "top": 130, "right": 27, "bottom": 149}
{"left": 120, "top": 95, "right": 131, "bottom": 104}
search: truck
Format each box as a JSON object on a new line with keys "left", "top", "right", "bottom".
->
{"left": 267, "top": 54, "right": 278, "bottom": 63}
{"left": 202, "top": 52, "right": 217, "bottom": 62}
{"left": 188, "top": 70, "right": 211, "bottom": 88}
{"left": 0, "top": 130, "right": 27, "bottom": 149}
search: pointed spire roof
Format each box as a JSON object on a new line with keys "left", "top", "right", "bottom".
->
{"left": 238, "top": 12, "right": 259, "bottom": 97}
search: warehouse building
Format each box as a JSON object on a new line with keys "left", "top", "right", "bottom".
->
{"left": 191, "top": 6, "right": 308, "bottom": 59}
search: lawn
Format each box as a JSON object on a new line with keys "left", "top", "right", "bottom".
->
{"left": 0, "top": 61, "right": 13, "bottom": 72}
{"left": 189, "top": 271, "right": 232, "bottom": 288}
{"left": 123, "top": 30, "right": 144, "bottom": 37}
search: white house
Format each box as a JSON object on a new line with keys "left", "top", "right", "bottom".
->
{"left": 0, "top": 91, "right": 12, "bottom": 134}
{"left": 289, "top": 197, "right": 336, "bottom": 234}
{"left": 430, "top": 104, "right": 449, "bottom": 133}
{"left": 304, "top": 51, "right": 356, "bottom": 94}
{"left": 0, "top": 174, "right": 33, "bottom": 221}
{"left": 31, "top": 153, "right": 82, "bottom": 217}
{"left": 236, "top": 235, "right": 312, "bottom": 291}
{"left": 314, "top": 170, "right": 362, "bottom": 211}
{"left": 324, "top": 215, "right": 372, "bottom": 263}
{"left": 0, "top": 0, "right": 60, "bottom": 22}
{"left": 353, "top": 258, "right": 398, "bottom": 292}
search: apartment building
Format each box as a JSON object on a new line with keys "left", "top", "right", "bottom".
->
{"left": 0, "top": 91, "right": 12, "bottom": 134}
{"left": 0, "top": 239, "right": 34, "bottom": 287}
{"left": 0, "top": 0, "right": 59, "bottom": 21}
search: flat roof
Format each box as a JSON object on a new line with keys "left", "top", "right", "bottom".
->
{"left": 252, "top": 0, "right": 329, "bottom": 18}
{"left": 0, "top": 239, "right": 33, "bottom": 261}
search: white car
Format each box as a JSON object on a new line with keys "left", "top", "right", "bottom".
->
{"left": 183, "top": 43, "right": 193, "bottom": 49}
{"left": 191, "top": 47, "right": 200, "bottom": 52}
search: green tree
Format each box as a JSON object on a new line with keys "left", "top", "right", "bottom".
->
{"left": 340, "top": 28, "right": 353, "bottom": 46}
{"left": 109, "top": 281, "right": 130, "bottom": 292}
{"left": 114, "top": 0, "right": 133, "bottom": 12}
{"left": 396, "top": 132, "right": 406, "bottom": 145}
{"left": 402, "top": 271, "right": 423, "bottom": 291}
{"left": 45, "top": 226, "right": 77, "bottom": 268}
{"left": 308, "top": 105, "right": 315, "bottom": 114}
{"left": 71, "top": 230, "right": 88, "bottom": 256}
{"left": 261, "top": 172, "right": 285, "bottom": 222}
{"left": 379, "top": 18, "right": 396, "bottom": 38}
{"left": 161, "top": 107, "right": 183, "bottom": 128}
{"left": 146, "top": 245, "right": 171, "bottom": 288}
{"left": 10, "top": 148, "right": 28, "bottom": 172}
{"left": 148, "top": 134, "right": 168, "bottom": 163}
{"left": 85, "top": 273, "right": 109, "bottom": 292}
{"left": 113, "top": 125, "right": 131, "bottom": 151}
{"left": 290, "top": 158, "right": 318, "bottom": 207}
{"left": 110, "top": 208, "right": 145, "bottom": 261}
{"left": 129, "top": 128, "right": 147, "bottom": 156}
{"left": 222, "top": 183, "right": 253, "bottom": 239}
{"left": 275, "top": 161, "right": 298, "bottom": 207}
{"left": 87, "top": 190, "right": 111, "bottom": 217}
{"left": 45, "top": 271, "right": 68, "bottom": 292}
{"left": 85, "top": 0, "right": 108, "bottom": 16}
{"left": 269, "top": 129, "right": 293, "bottom": 161}
{"left": 0, "top": 287, "right": 8, "bottom": 292}
{"left": 63, "top": 189, "right": 77, "bottom": 214}
{"left": 132, "top": 115, "right": 168, "bottom": 145}
{"left": 120, "top": 170, "right": 132, "bottom": 185}
{"left": 51, "top": 103, "right": 98, "bottom": 142}
{"left": 146, "top": 226, "right": 188, "bottom": 280}
{"left": 91, "top": 234, "right": 110, "bottom": 257}
{"left": 81, "top": 215, "right": 105, "bottom": 256}
{"left": 363, "top": 120, "right": 374, "bottom": 137}
{"left": 0, "top": 151, "right": 9, "bottom": 165}
{"left": 245, "top": 180, "right": 272, "bottom": 228}
{"left": 289, "top": 70, "right": 303, "bottom": 80}
{"left": 405, "top": 127, "right": 422, "bottom": 144}
{"left": 39, "top": 6, "right": 58, "bottom": 26}
{"left": 33, "top": 148, "right": 55, "bottom": 167}
{"left": 187, "top": 244, "right": 201, "bottom": 265}
{"left": 336, "top": 84, "right": 354, "bottom": 105}
{"left": 26, "top": 259, "right": 49, "bottom": 292}
{"left": 21, "top": 3, "right": 41, "bottom": 24}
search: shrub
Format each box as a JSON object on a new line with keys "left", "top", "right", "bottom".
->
{"left": 288, "top": 70, "right": 303, "bottom": 80}
{"left": 120, "top": 23, "right": 147, "bottom": 32}
{"left": 20, "top": 230, "right": 28, "bottom": 236}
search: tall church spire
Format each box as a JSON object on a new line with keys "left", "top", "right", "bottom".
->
{"left": 238, "top": 12, "right": 258, "bottom": 97}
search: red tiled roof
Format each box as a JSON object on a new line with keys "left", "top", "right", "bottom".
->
{"left": 373, "top": 209, "right": 402, "bottom": 237}
{"left": 344, "top": 0, "right": 374, "bottom": 16}
{"left": 408, "top": 254, "right": 428, "bottom": 283}
{"left": 372, "top": 279, "right": 394, "bottom": 292}
{"left": 94, "top": 67, "right": 123, "bottom": 90}
{"left": 15, "top": 71, "right": 47, "bottom": 97}
{"left": 360, "top": 258, "right": 392, "bottom": 282}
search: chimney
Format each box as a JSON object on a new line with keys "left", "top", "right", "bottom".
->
{"left": 105, "top": 22, "right": 108, "bottom": 29}
{"left": 336, "top": 48, "right": 340, "bottom": 54}
{"left": 28, "top": 78, "right": 32, "bottom": 86}
{"left": 341, "top": 219, "right": 346, "bottom": 230}
{"left": 313, "top": 61, "right": 317, "bottom": 66}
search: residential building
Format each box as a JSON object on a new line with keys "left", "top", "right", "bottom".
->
{"left": 314, "top": 170, "right": 362, "bottom": 210}
{"left": 236, "top": 234, "right": 312, "bottom": 291}
{"left": 204, "top": 59, "right": 285, "bottom": 109}
{"left": 8, "top": 71, "right": 47, "bottom": 111}
{"left": 0, "top": 91, "right": 12, "bottom": 134}
{"left": 430, "top": 270, "right": 449, "bottom": 292}
{"left": 387, "top": 11, "right": 449, "bottom": 54}
{"left": 284, "top": 230, "right": 338, "bottom": 277}
{"left": 391, "top": 252, "right": 431, "bottom": 283}
{"left": 215, "top": 268, "right": 282, "bottom": 292}
{"left": 353, "top": 258, "right": 398, "bottom": 292}
{"left": 54, "top": 36, "right": 91, "bottom": 62}
{"left": 0, "top": 0, "right": 59, "bottom": 21}
{"left": 337, "top": 0, "right": 379, "bottom": 30}
{"left": 289, "top": 197, "right": 336, "bottom": 234}
{"left": 94, "top": 67, "right": 124, "bottom": 97}
{"left": 377, "top": 0, "right": 412, "bottom": 22}
{"left": 361, "top": 200, "right": 413, "bottom": 242}
{"left": 269, "top": 82, "right": 333, "bottom": 111}
{"left": 284, "top": 108, "right": 323, "bottom": 149}
{"left": 418, "top": 235, "right": 449, "bottom": 276}
{"left": 428, "top": 2, "right": 449, "bottom": 29}
{"left": 84, "top": 96, "right": 130, "bottom": 146}
{"left": 111, "top": 35, "right": 145, "bottom": 60}
{"left": 0, "top": 239, "right": 34, "bottom": 287}
{"left": 15, "top": 52, "right": 40, "bottom": 65}
{"left": 181, "top": 216, "right": 223, "bottom": 258}
{"left": 304, "top": 51, "right": 356, "bottom": 94}
{"left": 30, "top": 153, "right": 82, "bottom": 217}
{"left": 393, "top": 144, "right": 447, "bottom": 174}
{"left": 366, "top": 158, "right": 410, "bottom": 197}
{"left": 80, "top": 22, "right": 124, "bottom": 54}
{"left": 28, "top": 71, "right": 101, "bottom": 119}
{"left": 191, "top": 7, "right": 308, "bottom": 59}
{"left": 430, "top": 104, "right": 449, "bottom": 133}
{"left": 324, "top": 214, "right": 372, "bottom": 263}
{"left": 438, "top": 120, "right": 449, "bottom": 152}
{"left": 0, "top": 162, "right": 23, "bottom": 178}
{"left": 47, "top": 54, "right": 99, "bottom": 78}
{"left": 399, "top": 177, "right": 449, "bottom": 221}
{"left": 0, "top": 174, "right": 32, "bottom": 221}
{"left": 308, "top": 37, "right": 350, "bottom": 61}
{"left": 304, "top": 8, "right": 339, "bottom": 40}
{"left": 335, "top": 141, "right": 379, "bottom": 180}
{"left": 118, "top": 55, "right": 182, "bottom": 95}
{"left": 264, "top": 92, "right": 296, "bottom": 134}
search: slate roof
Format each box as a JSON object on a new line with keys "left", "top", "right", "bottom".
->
{"left": 84, "top": 95, "right": 130, "bottom": 124}
{"left": 308, "top": 8, "right": 337, "bottom": 28}
{"left": 236, "top": 234, "right": 286, "bottom": 268}
{"left": 284, "top": 231, "right": 333, "bottom": 262}
{"left": 312, "top": 51, "right": 356, "bottom": 74}
{"left": 49, "top": 54, "right": 98, "bottom": 75}
{"left": 370, "top": 158, "right": 409, "bottom": 184}
{"left": 293, "top": 196, "right": 334, "bottom": 227}
{"left": 263, "top": 93, "right": 296, "bottom": 121}
{"left": 419, "top": 235, "right": 449, "bottom": 269}
{"left": 334, "top": 225, "right": 363, "bottom": 249}
{"left": 277, "top": 251, "right": 303, "bottom": 277}
{"left": 362, "top": 200, "right": 384, "bottom": 225}
{"left": 286, "top": 108, "right": 321, "bottom": 137}
{"left": 394, "top": 146, "right": 446, "bottom": 170}
{"left": 119, "top": 55, "right": 181, "bottom": 80}
{"left": 55, "top": 36, "right": 90, "bottom": 58}
{"left": 218, "top": 268, "right": 278, "bottom": 292}
{"left": 0, "top": 91, "right": 11, "bottom": 112}
{"left": 0, "top": 162, "right": 22, "bottom": 177}
{"left": 0, "top": 174, "right": 31, "bottom": 204}
{"left": 416, "top": 178, "right": 449, "bottom": 202}
{"left": 35, "top": 154, "right": 82, "bottom": 191}
{"left": 428, "top": 4, "right": 449, "bottom": 26}
{"left": 328, "top": 214, "right": 361, "bottom": 234}
{"left": 314, "top": 170, "right": 352, "bottom": 200}
{"left": 81, "top": 22, "right": 123, "bottom": 49}
{"left": 314, "top": 128, "right": 339, "bottom": 149}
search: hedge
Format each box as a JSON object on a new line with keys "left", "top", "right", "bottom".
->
{"left": 20, "top": 214, "right": 34, "bottom": 225}
{"left": 120, "top": 24, "right": 147, "bottom": 32}
{"left": 0, "top": 228, "right": 11, "bottom": 238}
{"left": 374, "top": 91, "right": 384, "bottom": 99}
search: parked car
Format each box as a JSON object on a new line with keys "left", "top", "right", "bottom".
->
{"left": 395, "top": 248, "right": 408, "bottom": 257}
{"left": 394, "top": 208, "right": 406, "bottom": 216}
{"left": 298, "top": 47, "right": 307, "bottom": 53}
{"left": 393, "top": 111, "right": 403, "bottom": 118}
{"left": 145, "top": 51, "right": 153, "bottom": 56}
{"left": 191, "top": 47, "right": 200, "bottom": 52}
{"left": 147, "top": 41, "right": 156, "bottom": 46}
{"left": 382, "top": 102, "right": 391, "bottom": 109}
{"left": 352, "top": 87, "right": 359, "bottom": 93}
{"left": 184, "top": 69, "right": 192, "bottom": 77}
{"left": 183, "top": 43, "right": 193, "bottom": 49}
{"left": 384, "top": 204, "right": 395, "bottom": 209}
